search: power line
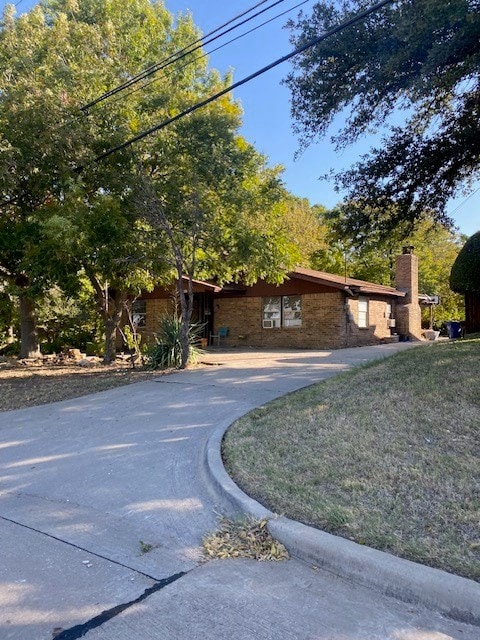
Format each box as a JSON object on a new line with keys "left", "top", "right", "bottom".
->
{"left": 448, "top": 185, "right": 480, "bottom": 218}
{"left": 93, "top": 0, "right": 395, "bottom": 164}
{"left": 3, "top": 0, "right": 312, "bottom": 147}
{"left": 81, "top": 0, "right": 288, "bottom": 112}
{"left": 95, "top": 0, "right": 312, "bottom": 113}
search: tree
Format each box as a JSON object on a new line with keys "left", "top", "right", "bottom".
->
{"left": 0, "top": 1, "right": 137, "bottom": 356}
{"left": 135, "top": 107, "right": 300, "bottom": 368}
{"left": 34, "top": 283, "right": 99, "bottom": 354}
{"left": 55, "top": 192, "right": 170, "bottom": 363}
{"left": 0, "top": 0, "right": 237, "bottom": 360}
{"left": 285, "top": 0, "right": 480, "bottom": 231}
{"left": 0, "top": 5, "right": 84, "bottom": 356}
{"left": 277, "top": 196, "right": 328, "bottom": 267}
{"left": 0, "top": 282, "right": 15, "bottom": 348}
{"left": 313, "top": 206, "right": 465, "bottom": 325}
{"left": 0, "top": 0, "right": 316, "bottom": 365}
{"left": 450, "top": 231, "right": 480, "bottom": 333}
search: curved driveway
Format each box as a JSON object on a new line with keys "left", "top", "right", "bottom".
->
{"left": 0, "top": 343, "right": 477, "bottom": 639}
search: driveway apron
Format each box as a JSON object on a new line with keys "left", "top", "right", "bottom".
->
{"left": 0, "top": 343, "right": 477, "bottom": 639}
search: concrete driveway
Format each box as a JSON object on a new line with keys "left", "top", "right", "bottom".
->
{"left": 0, "top": 343, "right": 478, "bottom": 639}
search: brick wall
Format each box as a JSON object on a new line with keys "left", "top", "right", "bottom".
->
{"left": 137, "top": 298, "right": 172, "bottom": 345}
{"left": 137, "top": 289, "right": 399, "bottom": 350}
{"left": 347, "top": 297, "right": 396, "bottom": 347}
{"left": 214, "top": 292, "right": 396, "bottom": 349}
{"left": 395, "top": 252, "right": 423, "bottom": 339}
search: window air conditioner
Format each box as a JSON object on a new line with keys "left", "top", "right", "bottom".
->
{"left": 263, "top": 319, "right": 274, "bottom": 328}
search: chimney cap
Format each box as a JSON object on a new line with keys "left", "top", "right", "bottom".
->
{"left": 402, "top": 245, "right": 415, "bottom": 254}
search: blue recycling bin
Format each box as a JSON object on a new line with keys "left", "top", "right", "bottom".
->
{"left": 445, "top": 321, "right": 462, "bottom": 339}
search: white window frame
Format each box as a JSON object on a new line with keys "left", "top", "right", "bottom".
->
{"left": 358, "top": 297, "right": 368, "bottom": 329}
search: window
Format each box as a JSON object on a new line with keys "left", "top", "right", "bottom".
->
{"left": 283, "top": 295, "right": 302, "bottom": 327}
{"left": 262, "top": 295, "right": 302, "bottom": 328}
{"left": 262, "top": 296, "right": 281, "bottom": 328}
{"left": 132, "top": 300, "right": 146, "bottom": 327}
{"left": 358, "top": 297, "right": 368, "bottom": 328}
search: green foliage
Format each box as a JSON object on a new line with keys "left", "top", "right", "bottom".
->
{"left": 120, "top": 324, "right": 144, "bottom": 368}
{"left": 275, "top": 196, "right": 327, "bottom": 267}
{"left": 147, "top": 315, "right": 203, "bottom": 370}
{"left": 35, "top": 285, "right": 100, "bottom": 353}
{"left": 1, "top": 0, "right": 299, "bottom": 360}
{"left": 0, "top": 341, "right": 19, "bottom": 356}
{"left": 286, "top": 0, "right": 480, "bottom": 230}
{"left": 0, "top": 0, "right": 216, "bottom": 356}
{"left": 450, "top": 231, "right": 480, "bottom": 293}
{"left": 312, "top": 209, "right": 465, "bottom": 324}
{"left": 122, "top": 325, "right": 141, "bottom": 352}
{"left": 0, "top": 288, "right": 15, "bottom": 344}
{"left": 136, "top": 114, "right": 299, "bottom": 288}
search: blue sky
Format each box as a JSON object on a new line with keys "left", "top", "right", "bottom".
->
{"left": 4, "top": 0, "right": 480, "bottom": 236}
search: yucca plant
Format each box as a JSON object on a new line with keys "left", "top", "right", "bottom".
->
{"left": 147, "top": 315, "right": 204, "bottom": 370}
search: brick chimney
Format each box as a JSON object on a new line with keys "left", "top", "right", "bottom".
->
{"left": 395, "top": 247, "right": 423, "bottom": 340}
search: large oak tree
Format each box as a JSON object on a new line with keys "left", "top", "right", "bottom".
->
{"left": 286, "top": 0, "right": 480, "bottom": 233}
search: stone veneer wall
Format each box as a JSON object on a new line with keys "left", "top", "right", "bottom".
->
{"left": 214, "top": 292, "right": 395, "bottom": 349}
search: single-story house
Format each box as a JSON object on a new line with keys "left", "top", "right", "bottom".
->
{"left": 135, "top": 248, "right": 423, "bottom": 350}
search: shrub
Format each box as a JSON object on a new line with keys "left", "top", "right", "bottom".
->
{"left": 450, "top": 231, "right": 480, "bottom": 293}
{"left": 147, "top": 315, "right": 204, "bottom": 369}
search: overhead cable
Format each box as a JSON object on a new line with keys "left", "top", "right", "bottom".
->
{"left": 81, "top": 0, "right": 287, "bottom": 111}
{"left": 93, "top": 0, "right": 395, "bottom": 163}
{"left": 448, "top": 186, "right": 480, "bottom": 218}
{"left": 97, "top": 0, "right": 312, "bottom": 112}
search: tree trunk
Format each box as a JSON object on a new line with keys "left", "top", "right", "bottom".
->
{"left": 103, "top": 316, "right": 117, "bottom": 364}
{"left": 19, "top": 294, "right": 41, "bottom": 359}
{"left": 179, "top": 316, "right": 190, "bottom": 369}
{"left": 176, "top": 274, "right": 193, "bottom": 369}
{"left": 102, "top": 290, "right": 127, "bottom": 364}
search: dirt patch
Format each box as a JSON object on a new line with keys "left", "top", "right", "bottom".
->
{"left": 0, "top": 356, "right": 165, "bottom": 412}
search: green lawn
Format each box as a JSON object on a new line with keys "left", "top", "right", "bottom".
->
{"left": 223, "top": 338, "right": 480, "bottom": 580}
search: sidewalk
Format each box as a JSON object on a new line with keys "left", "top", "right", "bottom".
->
{"left": 0, "top": 343, "right": 478, "bottom": 639}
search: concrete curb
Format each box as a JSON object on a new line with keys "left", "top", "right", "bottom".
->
{"left": 204, "top": 421, "right": 480, "bottom": 626}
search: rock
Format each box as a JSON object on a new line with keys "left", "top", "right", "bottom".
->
{"left": 67, "top": 348, "right": 83, "bottom": 361}
{"left": 77, "top": 358, "right": 95, "bottom": 368}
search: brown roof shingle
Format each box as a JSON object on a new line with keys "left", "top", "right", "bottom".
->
{"left": 290, "top": 267, "right": 405, "bottom": 298}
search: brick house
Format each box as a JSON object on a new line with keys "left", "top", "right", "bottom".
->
{"left": 135, "top": 249, "right": 423, "bottom": 350}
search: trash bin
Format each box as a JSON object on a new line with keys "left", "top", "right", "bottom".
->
{"left": 445, "top": 321, "right": 462, "bottom": 339}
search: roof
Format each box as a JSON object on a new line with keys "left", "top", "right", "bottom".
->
{"left": 180, "top": 276, "right": 222, "bottom": 293}
{"left": 290, "top": 267, "right": 406, "bottom": 298}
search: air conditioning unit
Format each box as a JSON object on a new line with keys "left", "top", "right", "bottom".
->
{"left": 263, "top": 319, "right": 274, "bottom": 328}
{"left": 387, "top": 318, "right": 396, "bottom": 328}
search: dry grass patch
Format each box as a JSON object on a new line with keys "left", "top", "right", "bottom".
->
{"left": 0, "top": 359, "right": 162, "bottom": 412}
{"left": 223, "top": 339, "right": 480, "bottom": 580}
